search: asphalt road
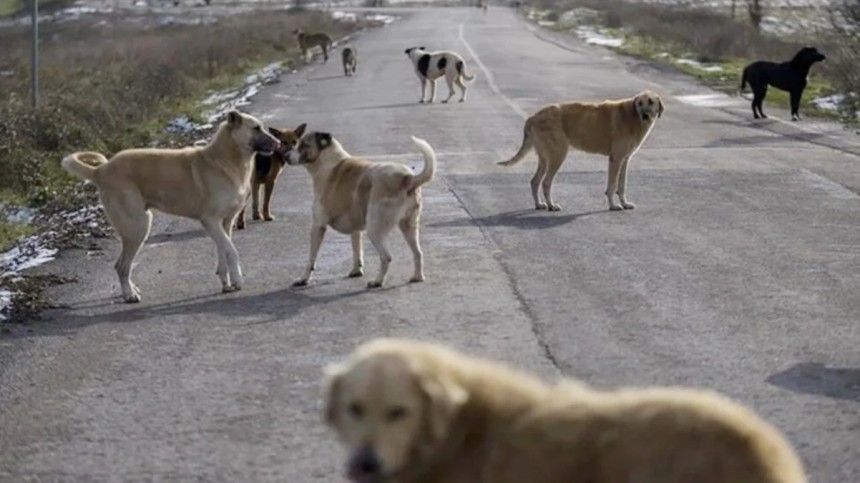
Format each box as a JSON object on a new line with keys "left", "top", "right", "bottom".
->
{"left": 2, "top": 7, "right": 859, "bottom": 483}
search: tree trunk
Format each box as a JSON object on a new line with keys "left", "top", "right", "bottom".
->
{"left": 747, "top": 0, "right": 763, "bottom": 31}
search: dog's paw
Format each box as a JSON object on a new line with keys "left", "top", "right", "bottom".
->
{"left": 535, "top": 203, "right": 548, "bottom": 210}
{"left": 252, "top": 212, "right": 262, "bottom": 221}
{"left": 236, "top": 222, "right": 245, "bottom": 230}
{"left": 459, "top": 98, "right": 466, "bottom": 103}
{"left": 222, "top": 285, "right": 241, "bottom": 294}
{"left": 348, "top": 267, "right": 364, "bottom": 278}
{"left": 609, "top": 204, "right": 624, "bottom": 211}
{"left": 792, "top": 115, "right": 801, "bottom": 121}
{"left": 418, "top": 99, "right": 426, "bottom": 104}
{"left": 547, "top": 204, "right": 561, "bottom": 212}
{"left": 123, "top": 293, "right": 141, "bottom": 304}
{"left": 263, "top": 214, "right": 275, "bottom": 222}
{"left": 409, "top": 275, "right": 425, "bottom": 283}
{"left": 621, "top": 201, "right": 636, "bottom": 210}
{"left": 292, "top": 279, "right": 309, "bottom": 288}
{"left": 367, "top": 281, "right": 383, "bottom": 289}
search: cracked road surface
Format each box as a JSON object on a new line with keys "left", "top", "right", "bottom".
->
{"left": 1, "top": 7, "right": 859, "bottom": 483}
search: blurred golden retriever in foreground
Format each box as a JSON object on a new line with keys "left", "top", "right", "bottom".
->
{"left": 323, "top": 338, "right": 806, "bottom": 483}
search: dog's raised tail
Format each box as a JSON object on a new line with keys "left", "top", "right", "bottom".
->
{"left": 498, "top": 120, "right": 534, "bottom": 167}
{"left": 456, "top": 61, "right": 476, "bottom": 82}
{"left": 61, "top": 151, "right": 108, "bottom": 182}
{"left": 409, "top": 136, "right": 436, "bottom": 190}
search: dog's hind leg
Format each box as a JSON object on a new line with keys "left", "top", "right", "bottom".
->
{"left": 202, "top": 217, "right": 243, "bottom": 292}
{"left": 535, "top": 134, "right": 567, "bottom": 211}
{"left": 294, "top": 224, "right": 327, "bottom": 287}
{"left": 606, "top": 154, "right": 625, "bottom": 211}
{"left": 105, "top": 199, "right": 152, "bottom": 303}
{"left": 617, "top": 155, "right": 636, "bottom": 210}
{"left": 366, "top": 204, "right": 396, "bottom": 288}
{"left": 752, "top": 86, "right": 768, "bottom": 119}
{"left": 400, "top": 213, "right": 424, "bottom": 283}
{"left": 455, "top": 75, "right": 467, "bottom": 103}
{"left": 348, "top": 231, "right": 364, "bottom": 278}
{"left": 442, "top": 72, "right": 456, "bottom": 103}
{"left": 262, "top": 179, "right": 276, "bottom": 221}
{"left": 531, "top": 157, "right": 549, "bottom": 210}
{"left": 252, "top": 181, "right": 263, "bottom": 221}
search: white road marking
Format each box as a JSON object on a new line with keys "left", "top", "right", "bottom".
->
{"left": 458, "top": 23, "right": 528, "bottom": 119}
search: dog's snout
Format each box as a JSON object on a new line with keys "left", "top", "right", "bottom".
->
{"left": 348, "top": 446, "right": 381, "bottom": 478}
{"left": 641, "top": 114, "right": 651, "bottom": 121}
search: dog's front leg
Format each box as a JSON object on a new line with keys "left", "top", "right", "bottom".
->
{"left": 262, "top": 179, "right": 276, "bottom": 221}
{"left": 252, "top": 180, "right": 262, "bottom": 221}
{"left": 617, "top": 156, "right": 636, "bottom": 210}
{"left": 790, "top": 89, "right": 803, "bottom": 121}
{"left": 293, "top": 225, "right": 327, "bottom": 287}
{"left": 428, "top": 79, "right": 437, "bottom": 103}
{"left": 605, "top": 154, "right": 625, "bottom": 211}
{"left": 419, "top": 78, "right": 427, "bottom": 103}
{"left": 348, "top": 231, "right": 364, "bottom": 278}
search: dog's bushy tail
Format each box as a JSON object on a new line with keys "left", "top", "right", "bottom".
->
{"left": 61, "top": 151, "right": 108, "bottom": 183}
{"left": 456, "top": 61, "right": 476, "bottom": 82}
{"left": 498, "top": 119, "right": 534, "bottom": 167}
{"left": 739, "top": 67, "right": 748, "bottom": 94}
{"left": 408, "top": 136, "right": 436, "bottom": 191}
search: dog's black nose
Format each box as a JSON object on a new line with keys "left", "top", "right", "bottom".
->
{"left": 348, "top": 446, "right": 381, "bottom": 477}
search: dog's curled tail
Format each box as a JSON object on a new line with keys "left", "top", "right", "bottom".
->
{"left": 456, "top": 61, "right": 476, "bottom": 82}
{"left": 61, "top": 151, "right": 108, "bottom": 182}
{"left": 497, "top": 119, "right": 534, "bottom": 167}
{"left": 408, "top": 135, "right": 436, "bottom": 190}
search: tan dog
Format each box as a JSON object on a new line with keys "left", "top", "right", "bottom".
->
{"left": 61, "top": 110, "right": 279, "bottom": 302}
{"left": 324, "top": 338, "right": 808, "bottom": 483}
{"left": 236, "top": 123, "right": 306, "bottom": 230}
{"left": 499, "top": 90, "right": 664, "bottom": 211}
{"left": 294, "top": 28, "right": 333, "bottom": 63}
{"left": 287, "top": 132, "right": 436, "bottom": 288}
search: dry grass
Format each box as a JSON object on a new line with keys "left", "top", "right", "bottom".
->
{"left": 0, "top": 10, "right": 363, "bottom": 209}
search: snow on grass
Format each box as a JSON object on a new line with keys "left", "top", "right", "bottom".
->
{"left": 575, "top": 26, "right": 624, "bottom": 47}
{"left": 812, "top": 94, "right": 844, "bottom": 111}
{"left": 675, "top": 58, "right": 724, "bottom": 73}
{"left": 0, "top": 205, "right": 104, "bottom": 321}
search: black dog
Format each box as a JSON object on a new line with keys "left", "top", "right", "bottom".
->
{"left": 739, "top": 46, "right": 826, "bottom": 121}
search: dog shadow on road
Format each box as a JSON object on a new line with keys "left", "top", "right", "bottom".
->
{"left": 767, "top": 362, "right": 860, "bottom": 403}
{"left": 9, "top": 284, "right": 375, "bottom": 340}
{"left": 429, "top": 209, "right": 606, "bottom": 231}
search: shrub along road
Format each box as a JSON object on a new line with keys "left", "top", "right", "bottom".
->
{"left": 0, "top": 7, "right": 858, "bottom": 482}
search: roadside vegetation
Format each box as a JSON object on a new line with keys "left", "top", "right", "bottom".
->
{"left": 524, "top": 0, "right": 860, "bottom": 125}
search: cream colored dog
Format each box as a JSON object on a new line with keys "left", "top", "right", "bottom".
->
{"left": 287, "top": 132, "right": 436, "bottom": 288}
{"left": 61, "top": 110, "right": 279, "bottom": 302}
{"left": 499, "top": 90, "right": 664, "bottom": 211}
{"left": 324, "top": 338, "right": 808, "bottom": 483}
{"left": 404, "top": 47, "right": 476, "bottom": 103}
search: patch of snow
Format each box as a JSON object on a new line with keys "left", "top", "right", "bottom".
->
{"left": 332, "top": 10, "right": 358, "bottom": 22}
{"left": 676, "top": 93, "right": 743, "bottom": 108}
{"left": 558, "top": 7, "right": 600, "bottom": 24}
{"left": 813, "top": 94, "right": 844, "bottom": 111}
{"left": 575, "top": 27, "right": 624, "bottom": 47}
{"left": 538, "top": 20, "right": 556, "bottom": 27}
{"left": 0, "top": 70, "right": 13, "bottom": 78}
{"left": 166, "top": 115, "right": 210, "bottom": 134}
{"left": 365, "top": 13, "right": 397, "bottom": 25}
{"left": 0, "top": 290, "right": 11, "bottom": 321}
{"left": 675, "top": 58, "right": 724, "bottom": 73}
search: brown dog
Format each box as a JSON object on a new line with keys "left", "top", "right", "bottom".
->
{"left": 324, "top": 338, "right": 808, "bottom": 483}
{"left": 499, "top": 90, "right": 664, "bottom": 212}
{"left": 236, "top": 123, "right": 306, "bottom": 230}
{"left": 61, "top": 111, "right": 279, "bottom": 302}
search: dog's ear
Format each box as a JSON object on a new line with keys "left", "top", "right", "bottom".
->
{"left": 267, "top": 126, "right": 283, "bottom": 138}
{"left": 419, "top": 46, "right": 426, "bottom": 51}
{"left": 419, "top": 373, "right": 468, "bottom": 442}
{"left": 404, "top": 47, "right": 413, "bottom": 55}
{"left": 227, "top": 110, "right": 242, "bottom": 127}
{"left": 657, "top": 96, "right": 665, "bottom": 118}
{"left": 295, "top": 123, "right": 307, "bottom": 138}
{"left": 322, "top": 363, "right": 346, "bottom": 426}
{"left": 315, "top": 132, "right": 333, "bottom": 148}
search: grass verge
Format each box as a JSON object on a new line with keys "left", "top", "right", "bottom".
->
{"left": 527, "top": 1, "right": 858, "bottom": 125}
